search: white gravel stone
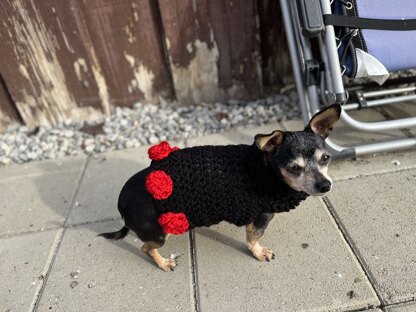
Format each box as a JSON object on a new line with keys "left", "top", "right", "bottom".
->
{"left": 0, "top": 95, "right": 300, "bottom": 166}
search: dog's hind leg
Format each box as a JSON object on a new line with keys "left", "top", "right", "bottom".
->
{"left": 141, "top": 235, "right": 177, "bottom": 272}
{"left": 246, "top": 213, "right": 275, "bottom": 262}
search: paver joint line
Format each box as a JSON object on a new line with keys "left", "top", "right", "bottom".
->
{"left": 383, "top": 298, "right": 416, "bottom": 309}
{"left": 0, "top": 226, "right": 61, "bottom": 240}
{"left": 343, "top": 306, "right": 380, "bottom": 312}
{"left": 63, "top": 156, "right": 91, "bottom": 228}
{"left": 189, "top": 229, "right": 201, "bottom": 312}
{"left": 334, "top": 165, "right": 416, "bottom": 183}
{"left": 322, "top": 197, "right": 385, "bottom": 306}
{"left": 66, "top": 216, "right": 122, "bottom": 229}
{"left": 30, "top": 156, "right": 91, "bottom": 312}
{"left": 185, "top": 134, "right": 201, "bottom": 312}
{"left": 28, "top": 228, "right": 65, "bottom": 312}
{"left": 0, "top": 217, "right": 122, "bottom": 241}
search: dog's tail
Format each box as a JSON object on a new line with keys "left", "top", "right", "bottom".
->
{"left": 98, "top": 226, "right": 129, "bottom": 240}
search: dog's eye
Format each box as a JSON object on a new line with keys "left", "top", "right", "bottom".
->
{"left": 320, "top": 154, "right": 331, "bottom": 164}
{"left": 287, "top": 163, "right": 303, "bottom": 173}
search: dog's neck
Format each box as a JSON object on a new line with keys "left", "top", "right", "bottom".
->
{"left": 247, "top": 144, "right": 309, "bottom": 207}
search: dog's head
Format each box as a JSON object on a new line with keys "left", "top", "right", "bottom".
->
{"left": 255, "top": 104, "right": 341, "bottom": 196}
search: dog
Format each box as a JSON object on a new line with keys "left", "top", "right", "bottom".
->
{"left": 99, "top": 104, "right": 341, "bottom": 272}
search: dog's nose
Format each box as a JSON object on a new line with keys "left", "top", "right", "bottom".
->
{"left": 316, "top": 180, "right": 332, "bottom": 193}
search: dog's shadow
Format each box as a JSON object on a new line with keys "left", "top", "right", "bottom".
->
{"left": 104, "top": 223, "right": 251, "bottom": 262}
{"left": 109, "top": 224, "right": 251, "bottom": 262}
{"left": 107, "top": 233, "right": 155, "bottom": 266}
{"left": 32, "top": 154, "right": 158, "bottom": 266}
{"left": 195, "top": 226, "right": 250, "bottom": 257}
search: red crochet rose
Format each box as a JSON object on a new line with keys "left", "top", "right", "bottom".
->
{"left": 146, "top": 170, "right": 173, "bottom": 200}
{"left": 158, "top": 212, "right": 189, "bottom": 235}
{"left": 148, "top": 141, "right": 180, "bottom": 161}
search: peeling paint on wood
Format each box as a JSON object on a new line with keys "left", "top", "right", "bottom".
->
{"left": 91, "top": 59, "right": 111, "bottom": 116}
{"left": 0, "top": 111, "right": 16, "bottom": 132}
{"left": 79, "top": 0, "right": 173, "bottom": 106}
{"left": 0, "top": 0, "right": 291, "bottom": 131}
{"left": 55, "top": 17, "right": 75, "bottom": 54}
{"left": 132, "top": 64, "right": 155, "bottom": 100}
{"left": 18, "top": 65, "right": 30, "bottom": 80}
{"left": 0, "top": 77, "right": 21, "bottom": 132}
{"left": 68, "top": 0, "right": 111, "bottom": 116}
{"left": 124, "top": 52, "right": 155, "bottom": 99}
{"left": 169, "top": 38, "right": 244, "bottom": 103}
{"left": 123, "top": 24, "right": 137, "bottom": 44}
{"left": 0, "top": 0, "right": 108, "bottom": 129}
{"left": 159, "top": 0, "right": 260, "bottom": 104}
{"left": 6, "top": 0, "right": 103, "bottom": 128}
{"left": 73, "top": 58, "right": 88, "bottom": 82}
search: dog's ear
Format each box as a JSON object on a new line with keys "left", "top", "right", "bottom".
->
{"left": 255, "top": 130, "right": 285, "bottom": 154}
{"left": 305, "top": 104, "right": 341, "bottom": 139}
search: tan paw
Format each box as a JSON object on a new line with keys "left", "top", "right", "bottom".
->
{"left": 158, "top": 257, "right": 177, "bottom": 272}
{"left": 252, "top": 245, "right": 275, "bottom": 262}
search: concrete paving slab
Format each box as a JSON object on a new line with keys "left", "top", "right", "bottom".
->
{"left": 0, "top": 155, "right": 86, "bottom": 179}
{"left": 0, "top": 157, "right": 86, "bottom": 236}
{"left": 0, "top": 230, "right": 58, "bottom": 312}
{"left": 282, "top": 119, "right": 416, "bottom": 181}
{"left": 187, "top": 122, "right": 282, "bottom": 146}
{"left": 68, "top": 142, "right": 184, "bottom": 225}
{"left": 327, "top": 169, "right": 416, "bottom": 304}
{"left": 194, "top": 198, "right": 379, "bottom": 312}
{"left": 385, "top": 302, "right": 416, "bottom": 312}
{"left": 330, "top": 150, "right": 416, "bottom": 181}
{"left": 37, "top": 220, "right": 194, "bottom": 312}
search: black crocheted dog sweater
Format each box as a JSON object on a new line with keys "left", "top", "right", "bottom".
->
{"left": 145, "top": 141, "right": 308, "bottom": 235}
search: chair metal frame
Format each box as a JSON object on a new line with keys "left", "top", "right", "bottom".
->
{"left": 280, "top": 0, "right": 416, "bottom": 158}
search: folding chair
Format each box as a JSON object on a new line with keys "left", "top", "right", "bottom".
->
{"left": 280, "top": 0, "right": 416, "bottom": 158}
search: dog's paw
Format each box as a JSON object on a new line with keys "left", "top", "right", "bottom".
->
{"left": 159, "top": 257, "right": 177, "bottom": 272}
{"left": 252, "top": 246, "right": 275, "bottom": 262}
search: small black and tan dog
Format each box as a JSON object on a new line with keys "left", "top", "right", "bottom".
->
{"left": 100, "top": 104, "right": 341, "bottom": 271}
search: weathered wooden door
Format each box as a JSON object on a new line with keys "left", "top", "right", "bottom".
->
{"left": 0, "top": 0, "right": 289, "bottom": 132}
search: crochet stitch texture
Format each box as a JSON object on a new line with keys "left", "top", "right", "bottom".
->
{"left": 147, "top": 142, "right": 309, "bottom": 232}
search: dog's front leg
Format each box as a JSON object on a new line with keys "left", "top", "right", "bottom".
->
{"left": 246, "top": 213, "right": 275, "bottom": 262}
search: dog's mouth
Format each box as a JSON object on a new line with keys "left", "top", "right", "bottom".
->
{"left": 308, "top": 190, "right": 330, "bottom": 197}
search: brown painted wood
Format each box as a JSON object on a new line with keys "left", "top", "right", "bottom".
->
{"left": 0, "top": 0, "right": 292, "bottom": 131}
{"left": 158, "top": 0, "right": 261, "bottom": 104}
{"left": 0, "top": 0, "right": 107, "bottom": 128}
{"left": 0, "top": 0, "right": 173, "bottom": 129}
{"left": 0, "top": 75, "right": 21, "bottom": 131}
{"left": 78, "top": 0, "right": 173, "bottom": 106}
{"left": 258, "top": 0, "right": 292, "bottom": 88}
{"left": 210, "top": 0, "right": 260, "bottom": 90}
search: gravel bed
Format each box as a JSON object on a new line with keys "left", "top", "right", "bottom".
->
{"left": 0, "top": 93, "right": 300, "bottom": 166}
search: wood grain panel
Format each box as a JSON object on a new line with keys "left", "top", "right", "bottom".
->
{"left": 258, "top": 0, "right": 292, "bottom": 88}
{"left": 158, "top": 0, "right": 261, "bottom": 104}
{"left": 0, "top": 0, "right": 106, "bottom": 128}
{"left": 0, "top": 75, "right": 21, "bottom": 131}
{"left": 78, "top": 0, "right": 173, "bottom": 106}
